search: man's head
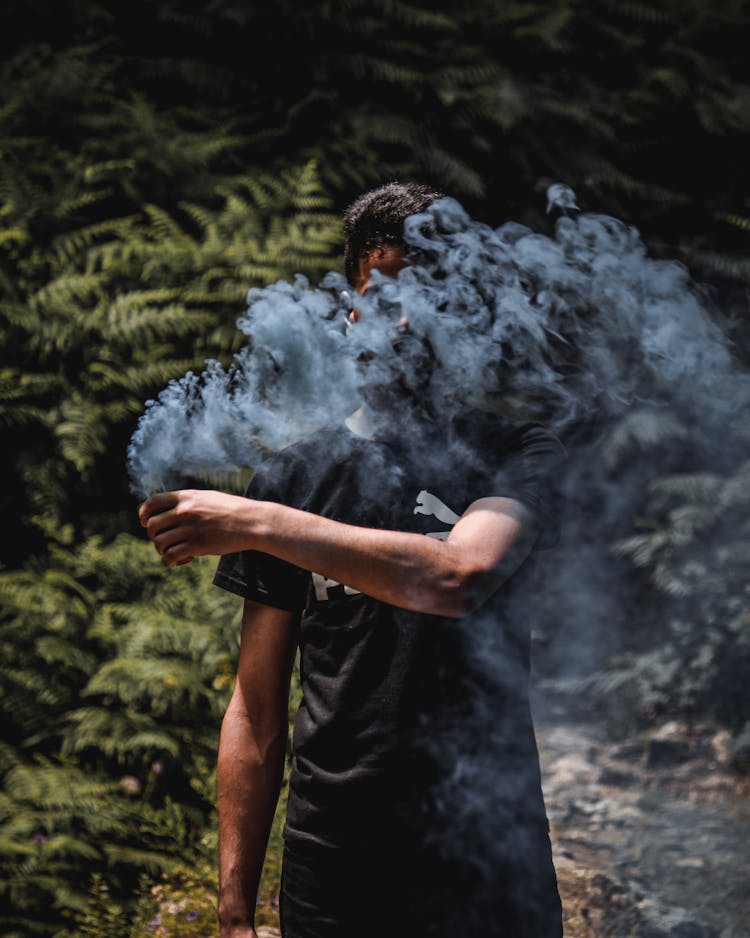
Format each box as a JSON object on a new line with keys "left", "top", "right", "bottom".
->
{"left": 342, "top": 182, "right": 445, "bottom": 419}
{"left": 343, "top": 181, "right": 444, "bottom": 290}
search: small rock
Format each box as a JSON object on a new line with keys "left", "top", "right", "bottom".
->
{"left": 646, "top": 723, "right": 692, "bottom": 768}
{"left": 652, "top": 721, "right": 685, "bottom": 740}
{"left": 611, "top": 739, "right": 646, "bottom": 761}
{"left": 709, "top": 729, "right": 732, "bottom": 765}
{"left": 646, "top": 738, "right": 691, "bottom": 768}
{"left": 548, "top": 752, "right": 596, "bottom": 784}
{"left": 598, "top": 765, "right": 638, "bottom": 787}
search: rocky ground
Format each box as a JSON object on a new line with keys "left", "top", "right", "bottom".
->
{"left": 257, "top": 716, "right": 749, "bottom": 938}
{"left": 539, "top": 715, "right": 750, "bottom": 938}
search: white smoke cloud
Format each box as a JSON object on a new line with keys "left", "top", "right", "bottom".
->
{"left": 128, "top": 194, "right": 748, "bottom": 496}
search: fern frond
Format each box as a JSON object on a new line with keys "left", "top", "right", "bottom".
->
{"left": 84, "top": 658, "right": 212, "bottom": 715}
{"left": 585, "top": 160, "right": 691, "bottom": 206}
{"left": 101, "top": 844, "right": 178, "bottom": 874}
{"left": 680, "top": 248, "right": 750, "bottom": 282}
{"left": 648, "top": 471, "right": 724, "bottom": 505}
{"left": 715, "top": 211, "right": 750, "bottom": 232}
{"left": 54, "top": 187, "right": 113, "bottom": 219}
{"left": 601, "top": 408, "right": 690, "bottom": 470}
{"left": 54, "top": 396, "right": 109, "bottom": 476}
{"left": 64, "top": 708, "right": 181, "bottom": 760}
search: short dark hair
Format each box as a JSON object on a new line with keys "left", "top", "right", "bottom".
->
{"left": 343, "top": 181, "right": 444, "bottom": 284}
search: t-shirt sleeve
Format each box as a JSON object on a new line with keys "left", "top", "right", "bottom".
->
{"left": 213, "top": 459, "right": 310, "bottom": 612}
{"left": 489, "top": 421, "right": 568, "bottom": 551}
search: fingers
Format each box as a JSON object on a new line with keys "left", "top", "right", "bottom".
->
{"left": 152, "top": 528, "right": 193, "bottom": 567}
{"left": 137, "top": 491, "right": 196, "bottom": 569}
{"left": 139, "top": 491, "right": 180, "bottom": 526}
{"left": 143, "top": 492, "right": 188, "bottom": 538}
{"left": 163, "top": 543, "right": 193, "bottom": 568}
{"left": 141, "top": 500, "right": 189, "bottom": 562}
{"left": 152, "top": 524, "right": 188, "bottom": 555}
{"left": 146, "top": 509, "right": 178, "bottom": 539}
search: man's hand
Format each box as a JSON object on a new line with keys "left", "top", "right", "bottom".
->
{"left": 138, "top": 489, "right": 261, "bottom": 567}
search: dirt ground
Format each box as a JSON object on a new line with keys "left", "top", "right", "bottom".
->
{"left": 540, "top": 717, "right": 750, "bottom": 938}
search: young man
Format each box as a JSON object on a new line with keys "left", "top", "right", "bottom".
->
{"left": 140, "top": 182, "right": 565, "bottom": 937}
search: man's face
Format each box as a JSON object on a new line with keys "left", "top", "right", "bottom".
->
{"left": 353, "top": 243, "right": 409, "bottom": 299}
{"left": 348, "top": 242, "right": 435, "bottom": 410}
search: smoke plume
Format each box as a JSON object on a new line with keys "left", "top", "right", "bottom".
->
{"left": 128, "top": 191, "right": 747, "bottom": 496}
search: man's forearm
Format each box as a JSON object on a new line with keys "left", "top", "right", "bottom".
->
{"left": 256, "top": 501, "right": 479, "bottom": 616}
{"left": 217, "top": 700, "right": 287, "bottom": 929}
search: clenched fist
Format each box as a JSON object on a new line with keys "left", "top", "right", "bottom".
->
{"left": 139, "top": 489, "right": 262, "bottom": 567}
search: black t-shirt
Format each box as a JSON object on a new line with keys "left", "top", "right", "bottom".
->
{"left": 214, "top": 409, "right": 566, "bottom": 855}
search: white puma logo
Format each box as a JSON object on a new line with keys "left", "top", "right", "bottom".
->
{"left": 312, "top": 490, "right": 462, "bottom": 602}
{"left": 414, "top": 490, "right": 460, "bottom": 540}
{"left": 414, "top": 490, "right": 460, "bottom": 525}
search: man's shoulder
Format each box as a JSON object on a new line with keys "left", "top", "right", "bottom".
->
{"left": 448, "top": 409, "right": 567, "bottom": 491}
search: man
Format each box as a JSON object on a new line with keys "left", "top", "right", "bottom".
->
{"left": 140, "top": 182, "right": 565, "bottom": 937}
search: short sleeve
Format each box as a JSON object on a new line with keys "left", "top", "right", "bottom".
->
{"left": 213, "top": 458, "right": 310, "bottom": 612}
{"left": 488, "top": 421, "right": 568, "bottom": 551}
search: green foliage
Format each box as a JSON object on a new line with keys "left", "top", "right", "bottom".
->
{"left": 0, "top": 506, "right": 299, "bottom": 934}
{"left": 5, "top": 0, "right": 749, "bottom": 281}
{"left": 0, "top": 760, "right": 177, "bottom": 930}
{"left": 0, "top": 532, "right": 243, "bottom": 935}
{"left": 128, "top": 865, "right": 219, "bottom": 938}
{"left": 66, "top": 874, "right": 134, "bottom": 938}
{"left": 0, "top": 18, "right": 340, "bottom": 933}
{"left": 64, "top": 854, "right": 219, "bottom": 938}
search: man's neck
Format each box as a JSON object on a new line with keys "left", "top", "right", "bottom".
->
{"left": 345, "top": 401, "right": 441, "bottom": 442}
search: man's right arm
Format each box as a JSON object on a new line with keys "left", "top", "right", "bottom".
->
{"left": 217, "top": 599, "right": 299, "bottom": 938}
